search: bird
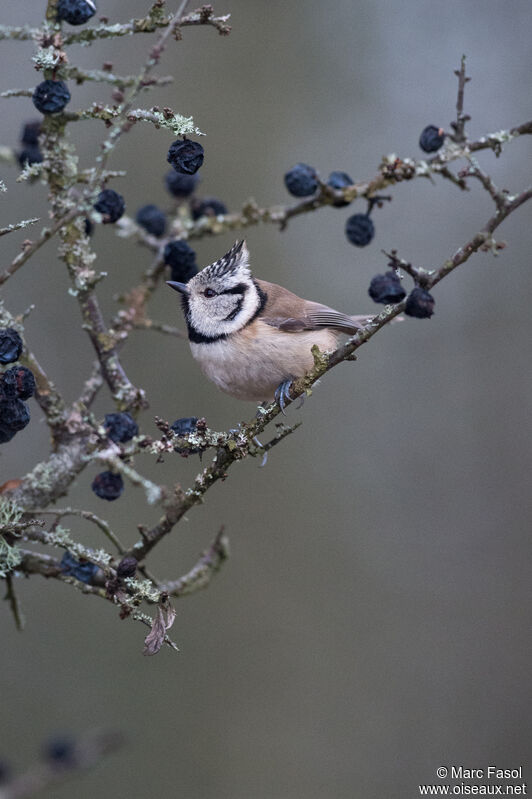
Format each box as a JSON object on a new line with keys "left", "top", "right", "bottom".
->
{"left": 166, "top": 240, "right": 372, "bottom": 410}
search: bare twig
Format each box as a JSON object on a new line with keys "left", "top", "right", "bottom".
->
{"left": 450, "top": 54, "right": 471, "bottom": 143}
{"left": 0, "top": 208, "right": 79, "bottom": 286}
{"left": 0, "top": 218, "right": 39, "bottom": 237}
{"left": 161, "top": 526, "right": 229, "bottom": 597}
{"left": 31, "top": 507, "right": 126, "bottom": 554}
{"left": 4, "top": 574, "right": 25, "bottom": 631}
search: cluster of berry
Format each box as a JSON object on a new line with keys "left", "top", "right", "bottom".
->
{"left": 134, "top": 145, "right": 226, "bottom": 285}
{"left": 0, "top": 330, "right": 35, "bottom": 444}
{"left": 367, "top": 270, "right": 434, "bottom": 318}
{"left": 283, "top": 125, "right": 446, "bottom": 250}
{"left": 90, "top": 414, "right": 200, "bottom": 502}
{"left": 364, "top": 124, "right": 444, "bottom": 317}
{"left": 90, "top": 412, "right": 138, "bottom": 501}
{"left": 283, "top": 163, "right": 380, "bottom": 247}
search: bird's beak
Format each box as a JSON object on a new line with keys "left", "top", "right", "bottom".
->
{"left": 166, "top": 280, "right": 190, "bottom": 296}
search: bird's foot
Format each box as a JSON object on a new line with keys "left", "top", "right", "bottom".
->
{"left": 274, "top": 379, "right": 294, "bottom": 416}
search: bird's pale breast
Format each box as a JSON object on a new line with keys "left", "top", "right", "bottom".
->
{"left": 189, "top": 320, "right": 338, "bottom": 401}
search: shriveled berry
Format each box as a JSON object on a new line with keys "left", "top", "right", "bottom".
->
{"left": 368, "top": 272, "right": 406, "bottom": 304}
{"left": 21, "top": 120, "right": 41, "bottom": 146}
{"left": 164, "top": 240, "right": 197, "bottom": 282}
{"left": 419, "top": 125, "right": 445, "bottom": 153}
{"left": 0, "top": 329, "right": 23, "bottom": 364}
{"left": 57, "top": 0, "right": 96, "bottom": 25}
{"left": 136, "top": 204, "right": 167, "bottom": 237}
{"left": 345, "top": 213, "right": 375, "bottom": 247}
{"left": 405, "top": 287, "right": 435, "bottom": 318}
{"left": 32, "top": 80, "right": 71, "bottom": 115}
{"left": 171, "top": 416, "right": 200, "bottom": 454}
{"left": 165, "top": 170, "right": 199, "bottom": 198}
{"left": 17, "top": 147, "right": 43, "bottom": 168}
{"left": 91, "top": 471, "right": 124, "bottom": 501}
{"left": 43, "top": 735, "right": 77, "bottom": 766}
{"left": 93, "top": 189, "right": 125, "bottom": 223}
{"left": 3, "top": 366, "right": 36, "bottom": 400}
{"left": 116, "top": 556, "right": 137, "bottom": 579}
{"left": 60, "top": 552, "right": 98, "bottom": 584}
{"left": 327, "top": 171, "right": 353, "bottom": 207}
{"left": 284, "top": 163, "right": 319, "bottom": 197}
{"left": 104, "top": 411, "right": 138, "bottom": 443}
{"left": 0, "top": 399, "right": 30, "bottom": 431}
{"left": 0, "top": 370, "right": 17, "bottom": 400}
{"left": 167, "top": 140, "right": 204, "bottom": 175}
{"left": 190, "top": 197, "right": 227, "bottom": 220}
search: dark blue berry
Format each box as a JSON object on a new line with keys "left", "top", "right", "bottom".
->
{"left": 190, "top": 197, "right": 227, "bottom": 220}
{"left": 164, "top": 240, "right": 198, "bottom": 282}
{"left": 165, "top": 170, "right": 199, "bottom": 198}
{"left": 60, "top": 552, "right": 98, "bottom": 584}
{"left": 0, "top": 329, "right": 23, "bottom": 364}
{"left": 3, "top": 366, "right": 36, "bottom": 400}
{"left": 345, "top": 214, "right": 375, "bottom": 247}
{"left": 94, "top": 189, "right": 125, "bottom": 223}
{"left": 0, "top": 399, "right": 30, "bottom": 432}
{"left": 43, "top": 736, "right": 77, "bottom": 766}
{"left": 327, "top": 171, "right": 353, "bottom": 207}
{"left": 32, "top": 80, "right": 71, "bottom": 115}
{"left": 84, "top": 217, "right": 94, "bottom": 236}
{"left": 419, "top": 125, "right": 445, "bottom": 153}
{"left": 167, "top": 140, "right": 204, "bottom": 175}
{"left": 136, "top": 204, "right": 167, "bottom": 237}
{"left": 368, "top": 272, "right": 406, "bottom": 304}
{"left": 91, "top": 471, "right": 124, "bottom": 501}
{"left": 57, "top": 0, "right": 96, "bottom": 25}
{"left": 116, "top": 556, "right": 137, "bottom": 579}
{"left": 284, "top": 163, "right": 319, "bottom": 197}
{"left": 405, "top": 287, "right": 435, "bottom": 318}
{"left": 0, "top": 370, "right": 17, "bottom": 400}
{"left": 104, "top": 411, "right": 138, "bottom": 443}
{"left": 171, "top": 417, "right": 200, "bottom": 454}
{"left": 17, "top": 147, "right": 43, "bottom": 168}
{"left": 0, "top": 426, "right": 17, "bottom": 444}
{"left": 20, "top": 120, "right": 41, "bottom": 146}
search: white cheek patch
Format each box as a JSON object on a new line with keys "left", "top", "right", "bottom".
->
{"left": 189, "top": 284, "right": 260, "bottom": 339}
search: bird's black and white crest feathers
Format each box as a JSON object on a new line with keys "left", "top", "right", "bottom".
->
{"left": 196, "top": 240, "right": 251, "bottom": 285}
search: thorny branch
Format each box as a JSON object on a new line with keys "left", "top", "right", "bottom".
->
{"left": 1, "top": 11, "right": 531, "bottom": 659}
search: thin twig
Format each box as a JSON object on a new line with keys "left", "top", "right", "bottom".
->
{"left": 161, "top": 526, "right": 229, "bottom": 597}
{"left": 4, "top": 574, "right": 25, "bottom": 631}
{"left": 0, "top": 208, "right": 79, "bottom": 286}
{"left": 0, "top": 218, "right": 39, "bottom": 237}
{"left": 31, "top": 508, "right": 126, "bottom": 554}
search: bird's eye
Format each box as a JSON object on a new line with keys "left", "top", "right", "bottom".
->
{"left": 203, "top": 288, "right": 216, "bottom": 298}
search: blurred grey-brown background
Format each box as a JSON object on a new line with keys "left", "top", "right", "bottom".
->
{"left": 1, "top": 1, "right": 531, "bottom": 797}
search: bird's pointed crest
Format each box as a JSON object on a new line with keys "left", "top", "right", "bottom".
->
{"left": 203, "top": 240, "right": 250, "bottom": 280}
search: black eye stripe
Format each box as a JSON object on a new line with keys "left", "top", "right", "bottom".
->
{"left": 219, "top": 283, "right": 249, "bottom": 296}
{"left": 224, "top": 297, "right": 244, "bottom": 321}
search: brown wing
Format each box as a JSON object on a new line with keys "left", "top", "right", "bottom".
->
{"left": 256, "top": 279, "right": 371, "bottom": 334}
